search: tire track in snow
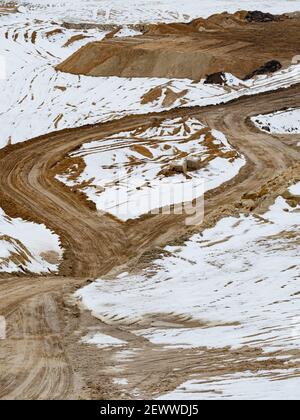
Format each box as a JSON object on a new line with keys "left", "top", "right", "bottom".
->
{"left": 0, "top": 84, "right": 300, "bottom": 399}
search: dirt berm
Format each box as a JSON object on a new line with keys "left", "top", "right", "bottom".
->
{"left": 56, "top": 11, "right": 300, "bottom": 80}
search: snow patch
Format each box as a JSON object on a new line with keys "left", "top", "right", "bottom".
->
{"left": 81, "top": 332, "right": 126, "bottom": 348}
{"left": 159, "top": 370, "right": 300, "bottom": 400}
{"left": 1, "top": 16, "right": 300, "bottom": 149}
{"left": 77, "top": 183, "right": 300, "bottom": 353}
{"left": 0, "top": 208, "right": 62, "bottom": 273}
{"left": 57, "top": 117, "right": 245, "bottom": 221}
{"left": 252, "top": 108, "right": 300, "bottom": 134}
{"left": 5, "top": 1, "right": 300, "bottom": 24}
{"left": 289, "top": 183, "right": 300, "bottom": 195}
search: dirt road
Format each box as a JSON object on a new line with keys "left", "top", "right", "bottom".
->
{"left": 0, "top": 85, "right": 300, "bottom": 399}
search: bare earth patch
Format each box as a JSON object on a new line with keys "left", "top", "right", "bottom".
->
{"left": 57, "top": 12, "right": 300, "bottom": 80}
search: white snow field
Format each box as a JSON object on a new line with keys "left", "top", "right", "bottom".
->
{"left": 0, "top": 209, "right": 62, "bottom": 273}
{"left": 77, "top": 182, "right": 300, "bottom": 398}
{"left": 159, "top": 370, "right": 300, "bottom": 400}
{"left": 6, "top": 1, "right": 300, "bottom": 24}
{"left": 252, "top": 108, "right": 300, "bottom": 134}
{"left": 57, "top": 117, "right": 245, "bottom": 220}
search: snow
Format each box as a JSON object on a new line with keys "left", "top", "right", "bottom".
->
{"left": 252, "top": 108, "right": 300, "bottom": 134}
{"left": 77, "top": 183, "right": 300, "bottom": 398}
{"left": 224, "top": 72, "right": 245, "bottom": 87}
{"left": 115, "top": 26, "right": 141, "bottom": 38}
{"left": 289, "top": 183, "right": 300, "bottom": 195}
{"left": 5, "top": 1, "right": 300, "bottom": 24}
{"left": 56, "top": 117, "right": 245, "bottom": 221}
{"left": 1, "top": 14, "right": 300, "bottom": 149}
{"left": 77, "top": 182, "right": 300, "bottom": 354}
{"left": 0, "top": 55, "right": 5, "bottom": 80}
{"left": 81, "top": 332, "right": 126, "bottom": 348}
{"left": 113, "top": 378, "right": 129, "bottom": 386}
{"left": 0, "top": 4, "right": 298, "bottom": 264}
{"left": 0, "top": 16, "right": 106, "bottom": 273}
{"left": 159, "top": 370, "right": 300, "bottom": 400}
{"left": 0, "top": 18, "right": 110, "bottom": 148}
{"left": 0, "top": 208, "right": 62, "bottom": 273}
{"left": 0, "top": 0, "right": 298, "bottom": 397}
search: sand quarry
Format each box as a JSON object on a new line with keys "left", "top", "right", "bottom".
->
{"left": 57, "top": 11, "right": 300, "bottom": 80}
{"left": 0, "top": 1, "right": 300, "bottom": 400}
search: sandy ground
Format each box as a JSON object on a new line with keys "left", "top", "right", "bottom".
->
{"left": 0, "top": 83, "right": 300, "bottom": 399}
{"left": 57, "top": 13, "right": 300, "bottom": 80}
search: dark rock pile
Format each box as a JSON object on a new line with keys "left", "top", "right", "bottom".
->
{"left": 244, "top": 60, "right": 282, "bottom": 80}
{"left": 246, "top": 11, "right": 279, "bottom": 23}
{"left": 204, "top": 72, "right": 227, "bottom": 86}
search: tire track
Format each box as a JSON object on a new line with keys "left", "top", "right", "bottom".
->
{"left": 0, "top": 85, "right": 300, "bottom": 399}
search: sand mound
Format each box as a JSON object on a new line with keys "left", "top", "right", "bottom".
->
{"left": 57, "top": 12, "right": 299, "bottom": 80}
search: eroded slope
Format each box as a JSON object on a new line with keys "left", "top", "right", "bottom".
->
{"left": 57, "top": 12, "right": 300, "bottom": 80}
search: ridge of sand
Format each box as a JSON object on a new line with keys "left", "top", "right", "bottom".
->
{"left": 56, "top": 12, "right": 300, "bottom": 80}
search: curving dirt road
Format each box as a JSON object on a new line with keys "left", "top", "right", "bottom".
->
{"left": 0, "top": 84, "right": 300, "bottom": 399}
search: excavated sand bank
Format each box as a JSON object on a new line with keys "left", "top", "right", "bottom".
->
{"left": 57, "top": 12, "right": 300, "bottom": 80}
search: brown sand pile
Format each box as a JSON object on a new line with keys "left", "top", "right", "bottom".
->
{"left": 56, "top": 11, "right": 299, "bottom": 81}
